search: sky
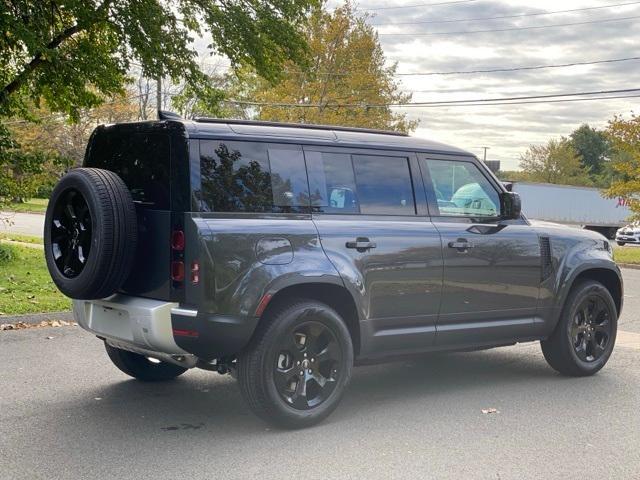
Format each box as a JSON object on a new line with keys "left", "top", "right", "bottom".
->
{"left": 192, "top": 1, "right": 640, "bottom": 170}
{"left": 327, "top": 0, "right": 640, "bottom": 169}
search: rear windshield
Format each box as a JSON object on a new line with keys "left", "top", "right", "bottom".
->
{"left": 86, "top": 131, "right": 171, "bottom": 210}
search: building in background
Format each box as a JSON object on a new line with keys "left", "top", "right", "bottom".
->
{"left": 482, "top": 160, "right": 501, "bottom": 174}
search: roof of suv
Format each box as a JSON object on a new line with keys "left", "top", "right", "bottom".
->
{"left": 173, "top": 118, "right": 473, "bottom": 157}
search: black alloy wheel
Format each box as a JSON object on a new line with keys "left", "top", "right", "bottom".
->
{"left": 570, "top": 294, "right": 613, "bottom": 363}
{"left": 541, "top": 279, "right": 617, "bottom": 376}
{"left": 44, "top": 168, "right": 137, "bottom": 299}
{"left": 50, "top": 188, "right": 92, "bottom": 278}
{"left": 273, "top": 321, "right": 343, "bottom": 410}
{"left": 237, "top": 299, "right": 353, "bottom": 428}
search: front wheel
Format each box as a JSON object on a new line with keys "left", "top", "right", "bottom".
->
{"left": 616, "top": 241, "right": 625, "bottom": 246}
{"left": 105, "top": 343, "right": 187, "bottom": 381}
{"left": 237, "top": 299, "right": 353, "bottom": 429}
{"left": 541, "top": 280, "right": 617, "bottom": 376}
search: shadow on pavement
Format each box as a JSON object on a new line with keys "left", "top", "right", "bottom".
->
{"left": 50, "top": 345, "right": 576, "bottom": 438}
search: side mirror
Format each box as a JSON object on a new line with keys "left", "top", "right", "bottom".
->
{"left": 500, "top": 191, "right": 521, "bottom": 220}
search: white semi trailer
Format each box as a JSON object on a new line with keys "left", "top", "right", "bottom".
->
{"left": 505, "top": 182, "right": 632, "bottom": 239}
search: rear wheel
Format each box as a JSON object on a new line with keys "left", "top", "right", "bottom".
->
{"left": 105, "top": 343, "right": 187, "bottom": 381}
{"left": 616, "top": 241, "right": 625, "bottom": 246}
{"left": 237, "top": 299, "right": 353, "bottom": 429}
{"left": 541, "top": 280, "right": 617, "bottom": 376}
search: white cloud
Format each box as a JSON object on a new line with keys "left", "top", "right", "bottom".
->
{"left": 357, "top": 0, "right": 640, "bottom": 169}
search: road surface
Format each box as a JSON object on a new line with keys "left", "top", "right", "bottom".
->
{"left": 1, "top": 270, "right": 639, "bottom": 479}
{"left": 0, "top": 211, "right": 44, "bottom": 237}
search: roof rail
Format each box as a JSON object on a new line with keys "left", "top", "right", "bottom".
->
{"left": 192, "top": 117, "right": 408, "bottom": 137}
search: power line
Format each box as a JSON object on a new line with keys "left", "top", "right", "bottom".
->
{"left": 220, "top": 87, "right": 640, "bottom": 108}
{"left": 364, "top": 0, "right": 478, "bottom": 11}
{"left": 371, "top": 1, "right": 640, "bottom": 26}
{"left": 377, "top": 14, "right": 640, "bottom": 35}
{"left": 396, "top": 56, "right": 640, "bottom": 76}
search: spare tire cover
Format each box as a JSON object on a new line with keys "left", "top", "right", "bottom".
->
{"left": 44, "top": 168, "right": 138, "bottom": 299}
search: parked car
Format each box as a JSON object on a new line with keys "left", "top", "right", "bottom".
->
{"left": 616, "top": 222, "right": 640, "bottom": 246}
{"left": 43, "top": 114, "right": 623, "bottom": 428}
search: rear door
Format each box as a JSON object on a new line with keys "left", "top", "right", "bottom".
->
{"left": 306, "top": 146, "right": 443, "bottom": 357}
{"left": 85, "top": 125, "right": 186, "bottom": 301}
{"left": 419, "top": 155, "right": 542, "bottom": 347}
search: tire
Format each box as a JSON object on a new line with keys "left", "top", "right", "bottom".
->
{"left": 541, "top": 280, "right": 617, "bottom": 376}
{"left": 616, "top": 241, "right": 625, "bottom": 246}
{"left": 44, "top": 168, "right": 137, "bottom": 299}
{"left": 237, "top": 299, "right": 354, "bottom": 429}
{"left": 105, "top": 343, "right": 187, "bottom": 381}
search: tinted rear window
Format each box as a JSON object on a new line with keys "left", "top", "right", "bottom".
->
{"left": 86, "top": 131, "right": 171, "bottom": 210}
{"left": 306, "top": 151, "right": 416, "bottom": 215}
{"left": 197, "top": 140, "right": 310, "bottom": 213}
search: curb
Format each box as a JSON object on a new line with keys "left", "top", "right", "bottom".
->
{"left": 618, "top": 263, "right": 640, "bottom": 270}
{"left": 0, "top": 311, "right": 73, "bottom": 325}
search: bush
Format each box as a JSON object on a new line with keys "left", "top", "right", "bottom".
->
{"left": 0, "top": 243, "right": 15, "bottom": 264}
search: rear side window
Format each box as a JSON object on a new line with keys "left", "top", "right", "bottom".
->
{"left": 306, "top": 151, "right": 416, "bottom": 215}
{"left": 352, "top": 155, "right": 415, "bottom": 215}
{"left": 306, "top": 152, "right": 359, "bottom": 213}
{"left": 86, "top": 131, "right": 170, "bottom": 210}
{"left": 197, "top": 141, "right": 309, "bottom": 213}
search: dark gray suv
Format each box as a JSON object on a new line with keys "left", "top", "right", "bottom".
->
{"left": 44, "top": 115, "right": 623, "bottom": 428}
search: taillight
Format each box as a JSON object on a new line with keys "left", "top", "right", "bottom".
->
{"left": 191, "top": 261, "right": 200, "bottom": 284}
{"left": 171, "top": 230, "right": 185, "bottom": 251}
{"left": 171, "top": 261, "right": 185, "bottom": 282}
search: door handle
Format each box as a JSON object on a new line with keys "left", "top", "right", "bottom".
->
{"left": 346, "top": 237, "right": 377, "bottom": 251}
{"left": 448, "top": 239, "right": 474, "bottom": 251}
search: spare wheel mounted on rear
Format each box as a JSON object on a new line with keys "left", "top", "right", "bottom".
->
{"left": 44, "top": 168, "right": 138, "bottom": 300}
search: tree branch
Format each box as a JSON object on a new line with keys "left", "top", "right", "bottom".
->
{"left": 1, "top": 23, "right": 83, "bottom": 101}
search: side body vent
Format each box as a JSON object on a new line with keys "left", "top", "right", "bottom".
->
{"left": 539, "top": 236, "right": 553, "bottom": 281}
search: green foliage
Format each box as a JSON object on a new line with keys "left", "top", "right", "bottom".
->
{"left": 0, "top": 244, "right": 71, "bottom": 315}
{"left": 222, "top": 2, "right": 416, "bottom": 132}
{"left": 519, "top": 138, "right": 593, "bottom": 186}
{"left": 569, "top": 124, "right": 611, "bottom": 175}
{"left": 1, "top": 0, "right": 316, "bottom": 120}
{"left": 604, "top": 114, "right": 640, "bottom": 219}
{"left": 0, "top": 243, "right": 15, "bottom": 265}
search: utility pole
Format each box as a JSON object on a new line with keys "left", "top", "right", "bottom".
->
{"left": 156, "top": 76, "right": 162, "bottom": 117}
{"left": 481, "top": 146, "right": 490, "bottom": 162}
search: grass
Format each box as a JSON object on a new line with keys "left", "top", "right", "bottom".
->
{"left": 614, "top": 246, "right": 640, "bottom": 265}
{"left": 3, "top": 198, "right": 48, "bottom": 214}
{"left": 0, "top": 232, "right": 43, "bottom": 244}
{"left": 0, "top": 243, "right": 70, "bottom": 315}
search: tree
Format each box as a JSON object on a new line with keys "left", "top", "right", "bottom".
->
{"left": 519, "top": 138, "right": 592, "bottom": 186}
{"left": 10, "top": 93, "right": 138, "bottom": 167}
{"left": 0, "top": 0, "right": 316, "bottom": 121}
{"left": 222, "top": 2, "right": 416, "bottom": 133}
{"left": 604, "top": 114, "right": 640, "bottom": 218}
{"left": 569, "top": 124, "right": 611, "bottom": 175}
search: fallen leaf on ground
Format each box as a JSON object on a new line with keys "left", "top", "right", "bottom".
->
{"left": 0, "top": 320, "right": 76, "bottom": 331}
{"left": 481, "top": 408, "right": 499, "bottom": 414}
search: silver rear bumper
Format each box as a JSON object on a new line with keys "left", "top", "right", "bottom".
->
{"left": 73, "top": 295, "right": 197, "bottom": 368}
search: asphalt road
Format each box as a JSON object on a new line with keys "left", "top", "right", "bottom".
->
{"left": 0, "top": 211, "right": 44, "bottom": 237}
{"left": 1, "top": 271, "right": 639, "bottom": 480}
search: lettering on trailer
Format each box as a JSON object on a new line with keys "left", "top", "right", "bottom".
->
{"left": 616, "top": 197, "right": 631, "bottom": 208}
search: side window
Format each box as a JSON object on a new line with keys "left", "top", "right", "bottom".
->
{"left": 197, "top": 141, "right": 309, "bottom": 213}
{"left": 306, "top": 151, "right": 359, "bottom": 213}
{"left": 425, "top": 159, "right": 499, "bottom": 217}
{"left": 352, "top": 155, "right": 415, "bottom": 215}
